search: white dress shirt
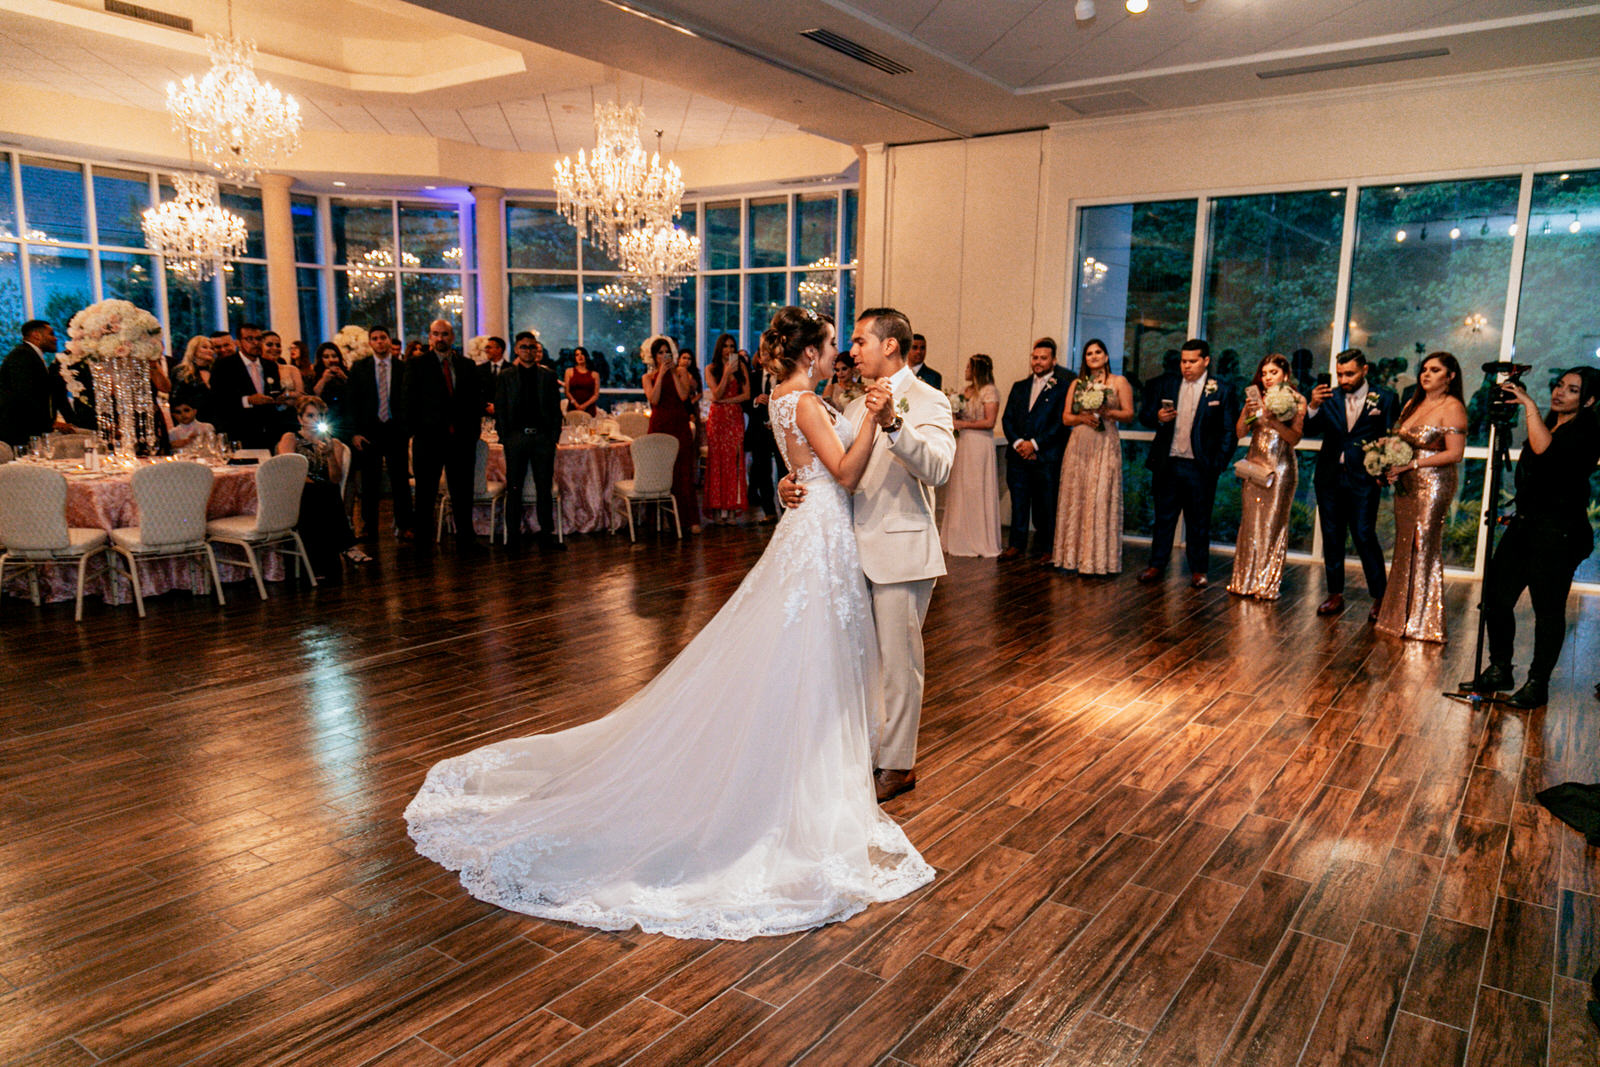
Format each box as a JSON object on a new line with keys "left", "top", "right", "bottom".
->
{"left": 1169, "top": 375, "right": 1206, "bottom": 458}
{"left": 240, "top": 355, "right": 264, "bottom": 407}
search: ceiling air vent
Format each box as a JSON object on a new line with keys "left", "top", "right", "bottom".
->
{"left": 1053, "top": 90, "right": 1151, "bottom": 117}
{"left": 104, "top": 0, "right": 193, "bottom": 32}
{"left": 1257, "top": 48, "right": 1449, "bottom": 80}
{"left": 799, "top": 29, "right": 912, "bottom": 75}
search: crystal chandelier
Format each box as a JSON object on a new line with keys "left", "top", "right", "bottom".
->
{"left": 620, "top": 223, "right": 699, "bottom": 292}
{"left": 593, "top": 278, "right": 649, "bottom": 309}
{"left": 554, "top": 102, "right": 684, "bottom": 258}
{"left": 166, "top": 2, "right": 302, "bottom": 182}
{"left": 797, "top": 256, "right": 856, "bottom": 309}
{"left": 347, "top": 248, "right": 419, "bottom": 303}
{"left": 141, "top": 173, "right": 248, "bottom": 280}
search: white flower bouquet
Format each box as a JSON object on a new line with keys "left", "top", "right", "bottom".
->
{"left": 60, "top": 299, "right": 163, "bottom": 400}
{"left": 333, "top": 324, "right": 372, "bottom": 363}
{"left": 1263, "top": 384, "right": 1298, "bottom": 421}
{"left": 465, "top": 335, "right": 489, "bottom": 364}
{"left": 1073, "top": 378, "right": 1110, "bottom": 430}
{"left": 1362, "top": 434, "right": 1415, "bottom": 477}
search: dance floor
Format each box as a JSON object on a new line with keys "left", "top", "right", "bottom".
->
{"left": 2, "top": 521, "right": 1597, "bottom": 1066}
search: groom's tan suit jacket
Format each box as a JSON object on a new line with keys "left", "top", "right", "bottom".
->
{"left": 844, "top": 368, "right": 955, "bottom": 769}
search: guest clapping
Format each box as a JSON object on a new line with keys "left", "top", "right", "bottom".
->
{"left": 1373, "top": 352, "right": 1467, "bottom": 642}
{"left": 1228, "top": 354, "right": 1305, "bottom": 600}
{"left": 276, "top": 395, "right": 364, "bottom": 576}
{"left": 1051, "top": 339, "right": 1133, "bottom": 575}
{"left": 1137, "top": 339, "right": 1241, "bottom": 588}
{"left": 1468, "top": 367, "right": 1600, "bottom": 706}
{"left": 940, "top": 354, "right": 1002, "bottom": 557}
{"left": 1000, "top": 338, "right": 1070, "bottom": 562}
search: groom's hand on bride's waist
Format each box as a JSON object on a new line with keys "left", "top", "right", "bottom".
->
{"left": 778, "top": 472, "right": 806, "bottom": 508}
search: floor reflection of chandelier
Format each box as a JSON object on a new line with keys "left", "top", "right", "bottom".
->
{"left": 620, "top": 223, "right": 699, "bottom": 293}
{"left": 554, "top": 102, "right": 684, "bottom": 258}
{"left": 141, "top": 173, "right": 248, "bottom": 281}
{"left": 166, "top": 2, "right": 302, "bottom": 181}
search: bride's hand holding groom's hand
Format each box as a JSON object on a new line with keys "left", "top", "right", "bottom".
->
{"left": 864, "top": 383, "right": 896, "bottom": 428}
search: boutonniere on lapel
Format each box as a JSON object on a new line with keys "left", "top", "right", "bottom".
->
{"left": 1203, "top": 380, "right": 1218, "bottom": 397}
{"left": 1363, "top": 392, "right": 1382, "bottom": 414}
{"left": 895, "top": 396, "right": 910, "bottom": 416}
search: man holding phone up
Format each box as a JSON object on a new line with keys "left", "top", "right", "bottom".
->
{"left": 1305, "top": 348, "right": 1397, "bottom": 618}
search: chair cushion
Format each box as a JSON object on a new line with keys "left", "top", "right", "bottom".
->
{"left": 111, "top": 527, "right": 203, "bottom": 552}
{"left": 207, "top": 515, "right": 267, "bottom": 540}
{"left": 612, "top": 480, "right": 671, "bottom": 502}
{"left": 9, "top": 527, "right": 109, "bottom": 558}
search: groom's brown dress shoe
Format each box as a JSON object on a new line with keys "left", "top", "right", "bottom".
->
{"left": 1317, "top": 594, "right": 1345, "bottom": 616}
{"left": 1136, "top": 567, "right": 1162, "bottom": 585}
{"left": 1190, "top": 574, "right": 1209, "bottom": 589}
{"left": 874, "top": 768, "right": 916, "bottom": 804}
{"left": 998, "top": 547, "right": 1022, "bottom": 561}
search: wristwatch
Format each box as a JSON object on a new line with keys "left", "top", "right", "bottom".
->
{"left": 885, "top": 415, "right": 903, "bottom": 435}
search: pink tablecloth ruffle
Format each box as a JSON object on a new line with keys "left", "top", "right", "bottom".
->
{"left": 477, "top": 441, "right": 634, "bottom": 537}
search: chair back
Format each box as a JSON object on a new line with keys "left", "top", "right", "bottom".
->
{"left": 50, "top": 436, "right": 87, "bottom": 460}
{"left": 473, "top": 438, "right": 490, "bottom": 495}
{"left": 564, "top": 409, "right": 593, "bottom": 427}
{"left": 615, "top": 412, "right": 650, "bottom": 438}
{"left": 254, "top": 453, "right": 309, "bottom": 533}
{"left": 0, "top": 441, "right": 13, "bottom": 464}
{"left": 629, "top": 434, "right": 679, "bottom": 495}
{"left": 0, "top": 464, "right": 69, "bottom": 551}
{"left": 130, "top": 462, "right": 213, "bottom": 547}
{"left": 333, "top": 439, "right": 352, "bottom": 498}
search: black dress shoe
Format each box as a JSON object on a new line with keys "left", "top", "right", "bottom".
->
{"left": 1462, "top": 663, "right": 1514, "bottom": 694}
{"left": 1506, "top": 679, "right": 1549, "bottom": 709}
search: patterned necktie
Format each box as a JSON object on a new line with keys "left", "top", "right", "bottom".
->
{"left": 440, "top": 355, "right": 453, "bottom": 394}
{"left": 377, "top": 358, "right": 390, "bottom": 422}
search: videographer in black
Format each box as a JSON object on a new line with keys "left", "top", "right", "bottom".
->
{"left": 1466, "top": 366, "right": 1600, "bottom": 708}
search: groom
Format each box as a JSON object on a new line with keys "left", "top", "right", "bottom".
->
{"left": 781, "top": 307, "right": 955, "bottom": 802}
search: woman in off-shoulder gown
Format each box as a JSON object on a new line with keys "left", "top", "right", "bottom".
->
{"left": 405, "top": 307, "right": 933, "bottom": 941}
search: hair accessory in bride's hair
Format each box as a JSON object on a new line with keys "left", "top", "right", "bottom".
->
{"left": 802, "top": 308, "right": 818, "bottom": 322}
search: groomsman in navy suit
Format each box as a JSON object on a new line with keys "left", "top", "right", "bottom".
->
{"left": 1000, "top": 338, "right": 1070, "bottom": 562}
{"left": 1306, "top": 348, "right": 1396, "bottom": 618}
{"left": 1137, "top": 338, "right": 1241, "bottom": 588}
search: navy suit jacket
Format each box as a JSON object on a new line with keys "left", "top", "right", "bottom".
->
{"left": 347, "top": 355, "right": 407, "bottom": 441}
{"left": 1138, "top": 373, "right": 1241, "bottom": 477}
{"left": 911, "top": 363, "right": 943, "bottom": 390}
{"left": 1001, "top": 368, "right": 1071, "bottom": 466}
{"left": 0, "top": 342, "right": 70, "bottom": 446}
{"left": 206, "top": 353, "right": 287, "bottom": 445}
{"left": 1306, "top": 385, "right": 1396, "bottom": 490}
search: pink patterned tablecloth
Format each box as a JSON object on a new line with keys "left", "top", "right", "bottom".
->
{"left": 477, "top": 441, "right": 634, "bottom": 536}
{"left": 3, "top": 461, "right": 284, "bottom": 608}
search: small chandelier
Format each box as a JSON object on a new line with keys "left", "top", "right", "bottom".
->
{"left": 797, "top": 256, "right": 856, "bottom": 309}
{"left": 347, "top": 247, "right": 419, "bottom": 302}
{"left": 141, "top": 173, "right": 248, "bottom": 280}
{"left": 166, "top": 3, "right": 302, "bottom": 182}
{"left": 593, "top": 278, "right": 649, "bottom": 309}
{"left": 620, "top": 222, "right": 699, "bottom": 292}
{"left": 554, "top": 102, "right": 684, "bottom": 258}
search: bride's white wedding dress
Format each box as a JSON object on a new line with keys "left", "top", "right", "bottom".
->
{"left": 405, "top": 391, "right": 933, "bottom": 940}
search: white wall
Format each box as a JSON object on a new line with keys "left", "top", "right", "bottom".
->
{"left": 874, "top": 61, "right": 1600, "bottom": 396}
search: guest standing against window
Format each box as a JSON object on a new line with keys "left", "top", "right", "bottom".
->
{"left": 1051, "top": 338, "right": 1133, "bottom": 575}
{"left": 1228, "top": 353, "right": 1306, "bottom": 600}
{"left": 1374, "top": 352, "right": 1468, "bottom": 642}
{"left": 941, "top": 354, "right": 1002, "bottom": 558}
{"left": 564, "top": 346, "right": 600, "bottom": 416}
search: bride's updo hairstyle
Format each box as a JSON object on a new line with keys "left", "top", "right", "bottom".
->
{"left": 760, "top": 306, "right": 832, "bottom": 380}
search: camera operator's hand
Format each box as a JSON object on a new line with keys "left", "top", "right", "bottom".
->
{"left": 1498, "top": 380, "right": 1532, "bottom": 409}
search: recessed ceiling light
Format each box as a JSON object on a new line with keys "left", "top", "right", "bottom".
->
{"left": 332, "top": 181, "right": 346, "bottom": 187}
{"left": 1126, "top": 0, "right": 1148, "bottom": 11}
{"left": 424, "top": 185, "right": 437, "bottom": 190}
{"left": 1074, "top": 0, "right": 1095, "bottom": 19}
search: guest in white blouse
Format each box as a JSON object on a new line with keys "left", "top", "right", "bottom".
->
{"left": 940, "top": 354, "right": 1002, "bottom": 557}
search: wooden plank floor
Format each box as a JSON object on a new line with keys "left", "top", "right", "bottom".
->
{"left": 2, "top": 520, "right": 1597, "bottom": 1066}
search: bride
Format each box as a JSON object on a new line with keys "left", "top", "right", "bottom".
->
{"left": 405, "top": 306, "right": 934, "bottom": 941}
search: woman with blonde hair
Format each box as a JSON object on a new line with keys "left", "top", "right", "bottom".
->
{"left": 940, "top": 354, "right": 1002, "bottom": 557}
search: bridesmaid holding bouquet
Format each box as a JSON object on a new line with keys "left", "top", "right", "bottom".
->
{"left": 1051, "top": 338, "right": 1132, "bottom": 574}
{"left": 1228, "top": 353, "right": 1306, "bottom": 600}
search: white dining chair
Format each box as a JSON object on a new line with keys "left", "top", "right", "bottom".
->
{"left": 610, "top": 433, "right": 680, "bottom": 541}
{"left": 615, "top": 412, "right": 651, "bottom": 439}
{"left": 563, "top": 409, "right": 594, "bottom": 428}
{"left": 108, "top": 461, "right": 224, "bottom": 618}
{"left": 436, "top": 439, "right": 504, "bottom": 541}
{"left": 0, "top": 464, "right": 109, "bottom": 621}
{"left": 206, "top": 452, "right": 316, "bottom": 600}
{"left": 496, "top": 474, "right": 563, "bottom": 544}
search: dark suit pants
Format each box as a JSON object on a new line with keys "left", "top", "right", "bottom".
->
{"left": 412, "top": 436, "right": 477, "bottom": 546}
{"left": 1485, "top": 518, "right": 1581, "bottom": 683}
{"left": 1005, "top": 451, "right": 1059, "bottom": 553}
{"left": 748, "top": 423, "right": 777, "bottom": 517}
{"left": 503, "top": 433, "right": 557, "bottom": 546}
{"left": 1316, "top": 476, "right": 1387, "bottom": 599}
{"left": 355, "top": 423, "right": 412, "bottom": 540}
{"left": 1148, "top": 458, "right": 1218, "bottom": 576}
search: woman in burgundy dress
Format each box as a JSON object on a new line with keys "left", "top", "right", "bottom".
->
{"left": 565, "top": 347, "right": 600, "bottom": 416}
{"left": 643, "top": 334, "right": 702, "bottom": 533}
{"left": 705, "top": 333, "right": 750, "bottom": 523}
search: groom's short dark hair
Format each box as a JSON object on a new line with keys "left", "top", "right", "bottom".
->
{"left": 857, "top": 307, "right": 913, "bottom": 357}
{"left": 1336, "top": 347, "right": 1367, "bottom": 367}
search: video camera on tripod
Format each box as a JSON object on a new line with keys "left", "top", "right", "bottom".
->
{"left": 1484, "top": 360, "right": 1533, "bottom": 426}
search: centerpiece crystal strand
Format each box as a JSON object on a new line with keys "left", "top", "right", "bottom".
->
{"left": 141, "top": 173, "right": 248, "bottom": 281}
{"left": 166, "top": 33, "right": 302, "bottom": 182}
{"left": 554, "top": 102, "right": 684, "bottom": 257}
{"left": 62, "top": 300, "right": 165, "bottom": 460}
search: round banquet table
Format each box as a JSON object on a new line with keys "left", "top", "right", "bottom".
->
{"left": 477, "top": 439, "right": 634, "bottom": 537}
{"left": 1, "top": 459, "right": 284, "bottom": 607}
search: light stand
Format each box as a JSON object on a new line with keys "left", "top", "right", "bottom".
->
{"left": 1445, "top": 405, "right": 1516, "bottom": 706}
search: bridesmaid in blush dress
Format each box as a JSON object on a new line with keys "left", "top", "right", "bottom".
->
{"left": 643, "top": 334, "right": 702, "bottom": 533}
{"left": 940, "top": 354, "right": 1002, "bottom": 557}
{"left": 1375, "top": 352, "right": 1467, "bottom": 642}
{"left": 1051, "top": 338, "right": 1133, "bottom": 574}
{"left": 1228, "top": 353, "right": 1306, "bottom": 600}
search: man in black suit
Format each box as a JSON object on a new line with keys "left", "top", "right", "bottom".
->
{"left": 746, "top": 358, "right": 779, "bottom": 522}
{"left": 405, "top": 318, "right": 483, "bottom": 551}
{"left": 1000, "top": 337, "right": 1070, "bottom": 562}
{"left": 495, "top": 329, "right": 565, "bottom": 552}
{"left": 476, "top": 336, "right": 509, "bottom": 414}
{"left": 208, "top": 322, "right": 290, "bottom": 449}
{"left": 1306, "top": 348, "right": 1396, "bottom": 617}
{"left": 0, "top": 319, "right": 74, "bottom": 447}
{"left": 1137, "top": 338, "right": 1241, "bottom": 588}
{"left": 347, "top": 324, "right": 413, "bottom": 544}
{"left": 908, "top": 334, "right": 942, "bottom": 389}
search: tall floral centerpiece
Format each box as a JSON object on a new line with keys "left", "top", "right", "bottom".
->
{"left": 333, "top": 324, "right": 372, "bottom": 363}
{"left": 60, "top": 300, "right": 165, "bottom": 459}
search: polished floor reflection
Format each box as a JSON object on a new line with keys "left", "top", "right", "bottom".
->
{"left": 1, "top": 524, "right": 1596, "bottom": 1066}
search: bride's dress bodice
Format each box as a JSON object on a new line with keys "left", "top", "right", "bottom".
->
{"left": 405, "top": 386, "right": 931, "bottom": 941}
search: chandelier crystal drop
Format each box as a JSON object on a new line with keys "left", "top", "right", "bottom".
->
{"left": 619, "top": 222, "right": 700, "bottom": 291}
{"left": 141, "top": 173, "right": 248, "bottom": 280}
{"left": 554, "top": 102, "right": 684, "bottom": 258}
{"left": 166, "top": 33, "right": 302, "bottom": 181}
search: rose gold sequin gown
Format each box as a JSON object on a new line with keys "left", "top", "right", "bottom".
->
{"left": 1227, "top": 419, "right": 1298, "bottom": 599}
{"left": 1051, "top": 411, "right": 1123, "bottom": 574}
{"left": 1375, "top": 425, "right": 1457, "bottom": 643}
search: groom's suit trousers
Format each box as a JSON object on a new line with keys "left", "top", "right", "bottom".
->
{"left": 870, "top": 576, "right": 935, "bottom": 771}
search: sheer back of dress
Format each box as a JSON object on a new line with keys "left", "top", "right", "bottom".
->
{"left": 772, "top": 390, "right": 851, "bottom": 482}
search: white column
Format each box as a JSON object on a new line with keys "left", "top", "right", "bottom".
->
{"left": 258, "top": 173, "right": 300, "bottom": 341}
{"left": 472, "top": 186, "right": 506, "bottom": 339}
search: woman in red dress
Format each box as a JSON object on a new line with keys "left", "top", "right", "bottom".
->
{"left": 564, "top": 347, "right": 600, "bottom": 416}
{"left": 643, "top": 334, "right": 702, "bottom": 533}
{"left": 704, "top": 333, "right": 749, "bottom": 523}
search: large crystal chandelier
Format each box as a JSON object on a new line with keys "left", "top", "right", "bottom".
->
{"left": 620, "top": 223, "right": 700, "bottom": 293}
{"left": 593, "top": 277, "right": 649, "bottom": 309}
{"left": 166, "top": 2, "right": 302, "bottom": 182}
{"left": 554, "top": 102, "right": 684, "bottom": 258}
{"left": 141, "top": 173, "right": 248, "bottom": 280}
